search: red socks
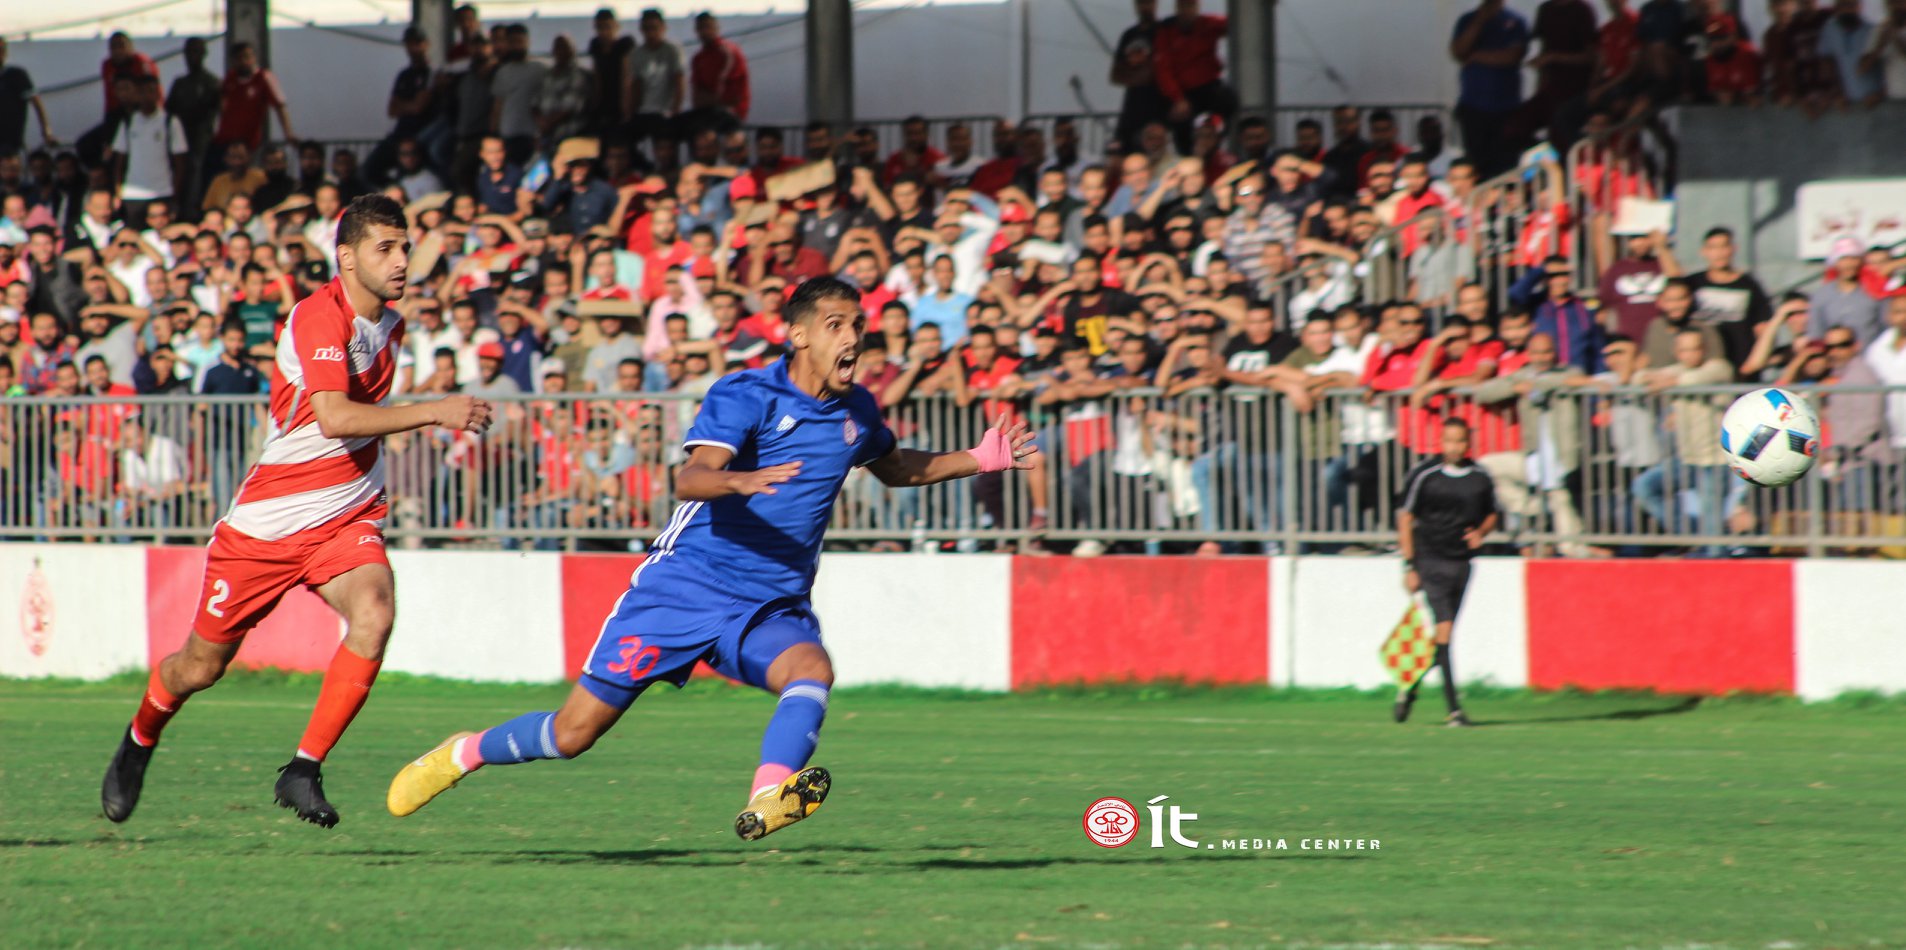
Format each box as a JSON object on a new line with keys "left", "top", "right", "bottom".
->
{"left": 129, "top": 666, "right": 182, "bottom": 747}
{"left": 295, "top": 645, "right": 383, "bottom": 762}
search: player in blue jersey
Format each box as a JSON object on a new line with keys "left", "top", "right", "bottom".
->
{"left": 387, "top": 277, "right": 1037, "bottom": 840}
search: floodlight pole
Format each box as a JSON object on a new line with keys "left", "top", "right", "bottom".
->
{"left": 412, "top": 0, "right": 454, "bottom": 66}
{"left": 1228, "top": 0, "right": 1278, "bottom": 131}
{"left": 226, "top": 0, "right": 270, "bottom": 66}
{"left": 806, "top": 0, "right": 856, "bottom": 133}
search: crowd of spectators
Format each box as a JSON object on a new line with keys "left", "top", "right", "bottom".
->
{"left": 1442, "top": 0, "right": 1906, "bottom": 179}
{"left": 0, "top": 1, "right": 1902, "bottom": 554}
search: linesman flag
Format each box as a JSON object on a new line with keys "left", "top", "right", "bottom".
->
{"left": 1379, "top": 594, "right": 1438, "bottom": 689}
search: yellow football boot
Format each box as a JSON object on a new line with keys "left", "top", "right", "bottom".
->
{"left": 734, "top": 766, "right": 831, "bottom": 841}
{"left": 387, "top": 731, "right": 476, "bottom": 817}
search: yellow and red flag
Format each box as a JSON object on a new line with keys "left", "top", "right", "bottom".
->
{"left": 1379, "top": 594, "right": 1438, "bottom": 689}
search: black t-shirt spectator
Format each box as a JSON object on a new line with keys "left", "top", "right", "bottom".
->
{"left": 589, "top": 34, "right": 636, "bottom": 128}
{"left": 1685, "top": 271, "right": 1771, "bottom": 373}
{"left": 0, "top": 65, "right": 36, "bottom": 155}
{"left": 390, "top": 63, "right": 435, "bottom": 138}
{"left": 1400, "top": 459, "right": 1498, "bottom": 561}
{"left": 878, "top": 208, "right": 935, "bottom": 248}
{"left": 1532, "top": 0, "right": 1599, "bottom": 99}
{"left": 1061, "top": 289, "right": 1139, "bottom": 356}
{"left": 1223, "top": 332, "right": 1298, "bottom": 376}
{"left": 199, "top": 359, "right": 262, "bottom": 395}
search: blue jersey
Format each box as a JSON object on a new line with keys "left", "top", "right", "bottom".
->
{"left": 659, "top": 360, "right": 897, "bottom": 602}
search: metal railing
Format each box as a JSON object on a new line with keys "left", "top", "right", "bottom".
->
{"left": 3, "top": 387, "right": 1899, "bottom": 555}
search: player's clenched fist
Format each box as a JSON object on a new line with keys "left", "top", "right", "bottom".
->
{"left": 730, "top": 461, "right": 802, "bottom": 496}
{"left": 434, "top": 395, "right": 495, "bottom": 433}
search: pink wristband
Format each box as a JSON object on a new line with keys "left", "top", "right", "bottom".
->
{"left": 967, "top": 427, "right": 1014, "bottom": 473}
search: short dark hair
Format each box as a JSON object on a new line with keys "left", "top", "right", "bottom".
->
{"left": 83, "top": 354, "right": 108, "bottom": 370}
{"left": 1442, "top": 416, "right": 1471, "bottom": 434}
{"left": 756, "top": 127, "right": 784, "bottom": 145}
{"left": 786, "top": 277, "right": 861, "bottom": 325}
{"left": 1704, "top": 226, "right": 1735, "bottom": 242}
{"left": 1296, "top": 118, "right": 1323, "bottom": 133}
{"left": 1370, "top": 109, "right": 1397, "bottom": 126}
{"left": 337, "top": 194, "right": 408, "bottom": 249}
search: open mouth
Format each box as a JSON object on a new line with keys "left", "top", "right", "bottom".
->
{"left": 834, "top": 352, "right": 858, "bottom": 385}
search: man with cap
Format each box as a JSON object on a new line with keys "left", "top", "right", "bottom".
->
{"left": 1810, "top": 235, "right": 1885, "bottom": 344}
{"left": 468, "top": 341, "right": 523, "bottom": 397}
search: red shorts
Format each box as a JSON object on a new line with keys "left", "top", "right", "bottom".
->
{"left": 194, "top": 504, "right": 391, "bottom": 643}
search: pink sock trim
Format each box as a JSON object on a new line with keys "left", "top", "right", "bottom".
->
{"left": 752, "top": 763, "right": 794, "bottom": 796}
{"left": 456, "top": 734, "right": 486, "bottom": 772}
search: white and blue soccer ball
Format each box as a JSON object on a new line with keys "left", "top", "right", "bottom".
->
{"left": 1719, "top": 387, "right": 1820, "bottom": 487}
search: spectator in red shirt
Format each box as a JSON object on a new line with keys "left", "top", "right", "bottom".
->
{"left": 1391, "top": 158, "right": 1447, "bottom": 258}
{"left": 687, "top": 12, "right": 750, "bottom": 132}
{"left": 100, "top": 33, "right": 161, "bottom": 123}
{"left": 749, "top": 127, "right": 803, "bottom": 191}
{"left": 883, "top": 115, "right": 945, "bottom": 187}
{"left": 1593, "top": 0, "right": 1642, "bottom": 99}
{"left": 211, "top": 42, "right": 295, "bottom": 154}
{"left": 740, "top": 222, "right": 830, "bottom": 284}
{"left": 1353, "top": 110, "right": 1411, "bottom": 189}
{"left": 1152, "top": 0, "right": 1237, "bottom": 154}
{"left": 1701, "top": 3, "right": 1763, "bottom": 105}
{"left": 1361, "top": 303, "right": 1435, "bottom": 451}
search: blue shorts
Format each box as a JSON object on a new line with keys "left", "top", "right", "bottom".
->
{"left": 577, "top": 551, "right": 823, "bottom": 710}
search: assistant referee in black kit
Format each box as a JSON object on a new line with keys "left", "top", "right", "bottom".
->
{"left": 1395, "top": 418, "right": 1499, "bottom": 727}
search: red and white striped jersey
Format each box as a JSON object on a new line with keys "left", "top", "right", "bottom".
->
{"left": 225, "top": 278, "right": 406, "bottom": 541}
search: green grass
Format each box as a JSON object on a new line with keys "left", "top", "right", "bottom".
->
{"left": 3, "top": 676, "right": 1904, "bottom": 949}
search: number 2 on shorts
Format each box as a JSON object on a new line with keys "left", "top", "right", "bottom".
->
{"left": 205, "top": 579, "right": 231, "bottom": 618}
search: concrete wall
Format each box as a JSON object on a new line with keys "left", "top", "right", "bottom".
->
{"left": 2, "top": 544, "right": 1897, "bottom": 700}
{"left": 1673, "top": 102, "right": 1906, "bottom": 295}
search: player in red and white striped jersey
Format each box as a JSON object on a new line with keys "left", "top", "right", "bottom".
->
{"left": 102, "top": 195, "right": 496, "bottom": 828}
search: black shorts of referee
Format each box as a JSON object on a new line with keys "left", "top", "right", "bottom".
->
{"left": 1411, "top": 556, "right": 1473, "bottom": 625}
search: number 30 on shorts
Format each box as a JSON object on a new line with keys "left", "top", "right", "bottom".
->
{"left": 606, "top": 636, "right": 660, "bottom": 678}
{"left": 205, "top": 579, "right": 232, "bottom": 618}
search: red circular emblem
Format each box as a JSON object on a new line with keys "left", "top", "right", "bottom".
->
{"left": 1083, "top": 797, "right": 1140, "bottom": 848}
{"left": 843, "top": 418, "right": 859, "bottom": 444}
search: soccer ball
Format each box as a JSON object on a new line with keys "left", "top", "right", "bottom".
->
{"left": 1719, "top": 387, "right": 1820, "bottom": 487}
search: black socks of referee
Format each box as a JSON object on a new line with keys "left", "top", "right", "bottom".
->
{"left": 1434, "top": 643, "right": 1462, "bottom": 714}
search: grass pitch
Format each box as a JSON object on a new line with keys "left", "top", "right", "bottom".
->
{"left": 2, "top": 675, "right": 1902, "bottom": 949}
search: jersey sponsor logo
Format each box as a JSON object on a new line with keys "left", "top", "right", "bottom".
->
{"left": 357, "top": 534, "right": 385, "bottom": 545}
{"left": 843, "top": 418, "right": 859, "bottom": 444}
{"left": 311, "top": 345, "right": 346, "bottom": 362}
{"left": 776, "top": 414, "right": 797, "bottom": 432}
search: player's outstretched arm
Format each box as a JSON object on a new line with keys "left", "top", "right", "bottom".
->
{"left": 677, "top": 445, "right": 803, "bottom": 500}
{"left": 310, "top": 390, "right": 494, "bottom": 440}
{"left": 867, "top": 414, "right": 1038, "bottom": 488}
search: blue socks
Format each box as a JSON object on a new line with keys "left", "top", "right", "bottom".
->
{"left": 759, "top": 679, "right": 829, "bottom": 774}
{"left": 475, "top": 711, "right": 568, "bottom": 766}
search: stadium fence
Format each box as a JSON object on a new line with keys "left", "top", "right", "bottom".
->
{"left": 4, "top": 387, "right": 1899, "bottom": 554}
